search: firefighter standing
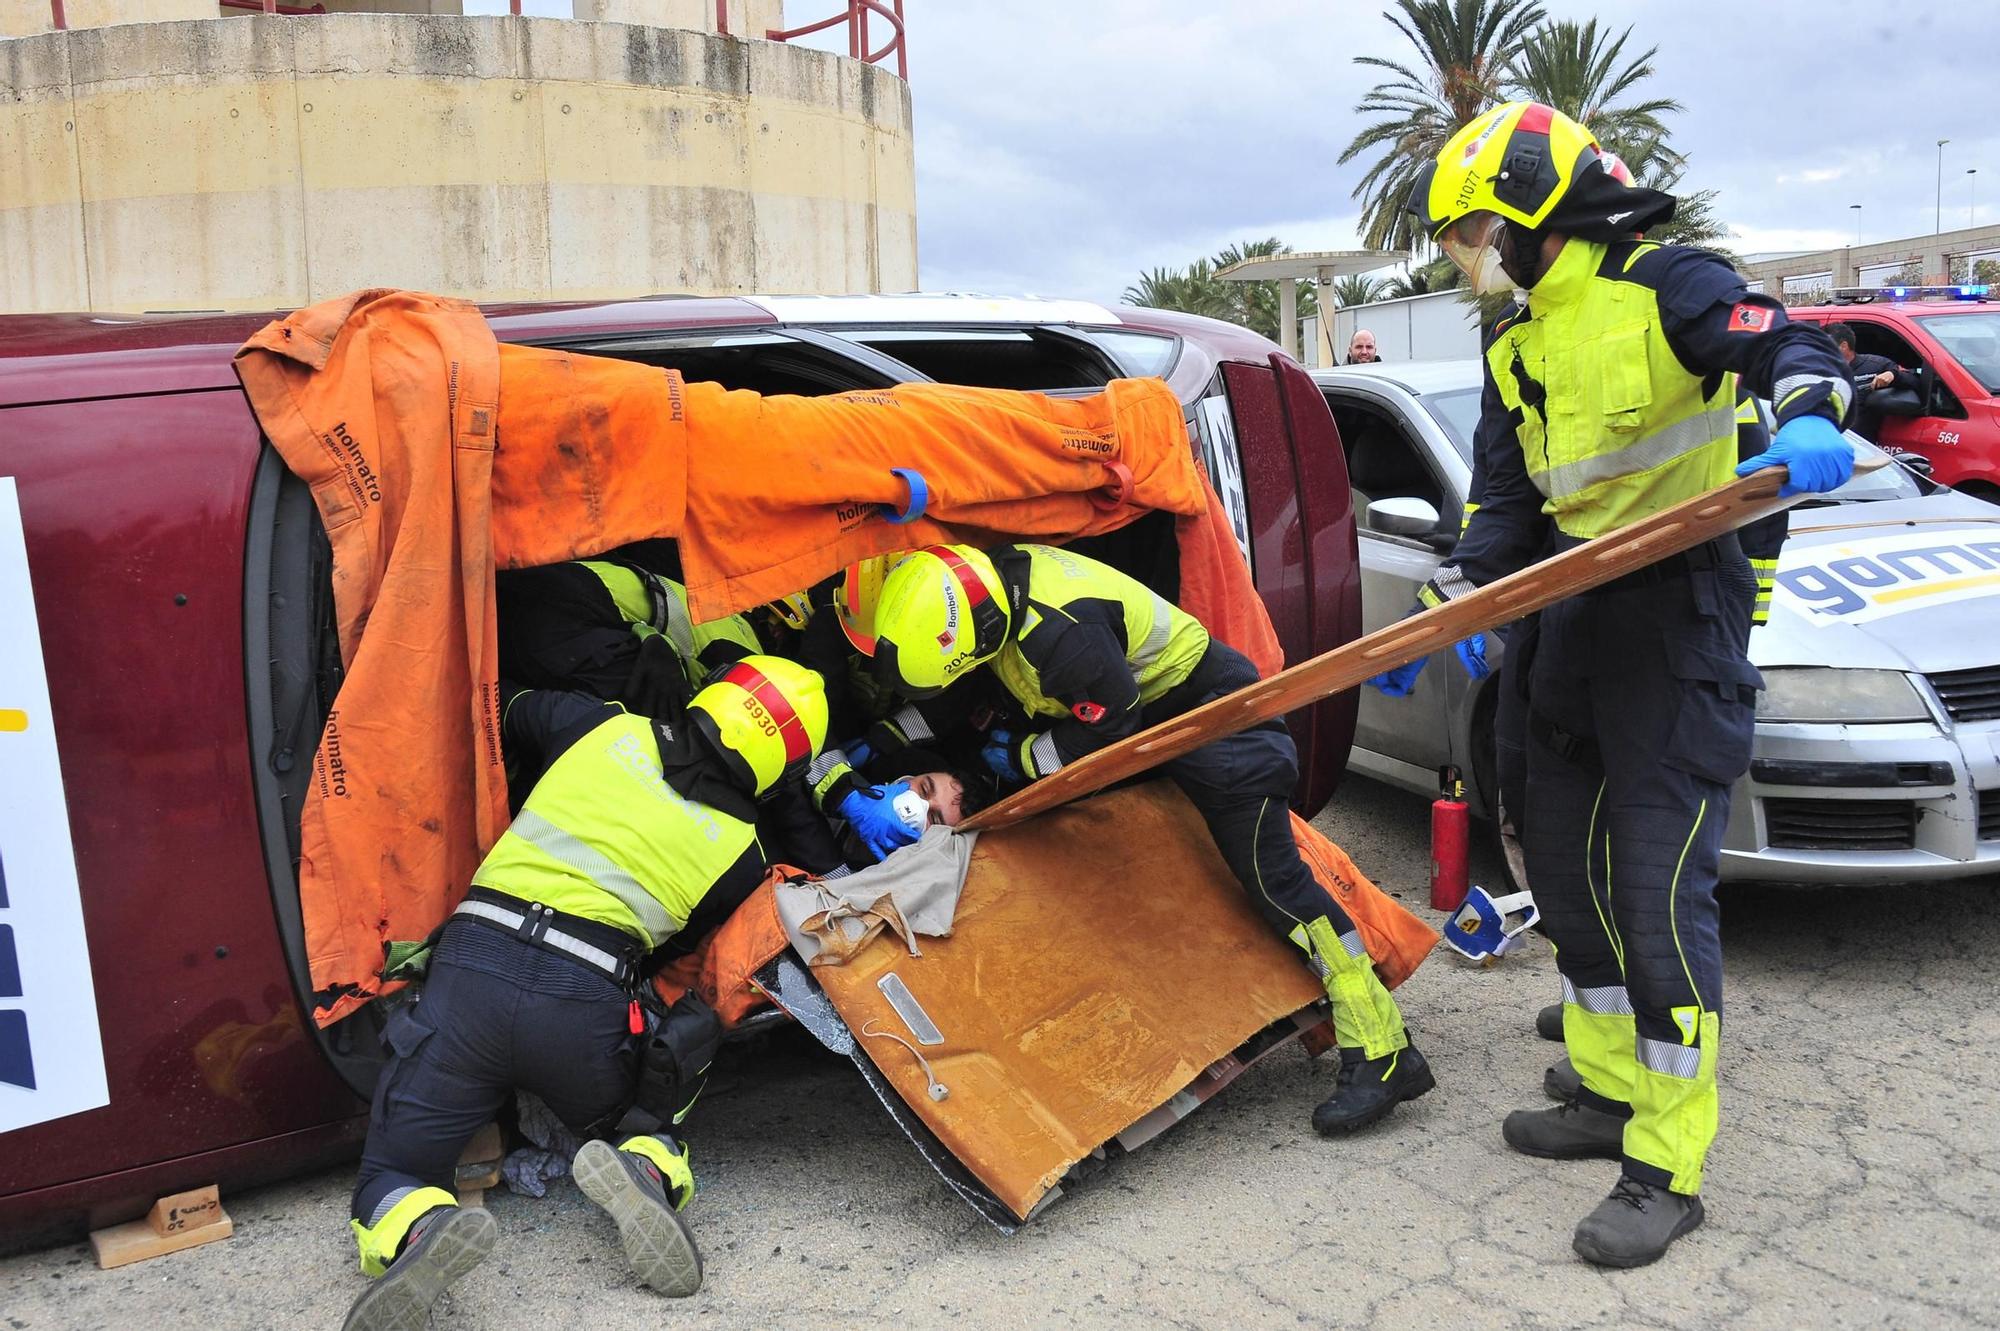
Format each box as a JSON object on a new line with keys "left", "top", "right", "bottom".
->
{"left": 1402, "top": 102, "right": 1854, "bottom": 1267}
{"left": 342, "top": 656, "right": 830, "bottom": 1331}
{"left": 868, "top": 542, "right": 1433, "bottom": 1134}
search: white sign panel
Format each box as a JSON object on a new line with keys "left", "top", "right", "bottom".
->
{"left": 0, "top": 477, "right": 108, "bottom": 1133}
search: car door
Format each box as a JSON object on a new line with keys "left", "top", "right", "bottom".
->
{"left": 1322, "top": 384, "right": 1463, "bottom": 781}
{"left": 1838, "top": 316, "right": 1974, "bottom": 475}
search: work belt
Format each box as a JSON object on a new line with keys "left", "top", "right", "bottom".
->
{"left": 1576, "top": 533, "right": 1743, "bottom": 596}
{"left": 1527, "top": 708, "right": 1601, "bottom": 770}
{"left": 453, "top": 886, "right": 648, "bottom": 987}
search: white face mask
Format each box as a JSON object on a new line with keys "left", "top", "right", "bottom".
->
{"left": 1441, "top": 212, "right": 1522, "bottom": 295}
{"left": 1466, "top": 244, "right": 1518, "bottom": 295}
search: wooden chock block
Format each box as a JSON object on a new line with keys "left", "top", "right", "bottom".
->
{"left": 90, "top": 1184, "right": 234, "bottom": 1270}
{"left": 455, "top": 1122, "right": 504, "bottom": 1206}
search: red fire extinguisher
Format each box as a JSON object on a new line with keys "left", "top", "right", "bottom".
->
{"left": 1431, "top": 764, "right": 1470, "bottom": 912}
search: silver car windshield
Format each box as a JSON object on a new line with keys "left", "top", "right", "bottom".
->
{"left": 1416, "top": 388, "right": 1481, "bottom": 465}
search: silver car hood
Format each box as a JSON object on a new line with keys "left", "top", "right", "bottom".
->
{"left": 1756, "top": 491, "right": 2000, "bottom": 672}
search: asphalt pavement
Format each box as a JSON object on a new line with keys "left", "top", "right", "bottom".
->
{"left": 4, "top": 775, "right": 1997, "bottom": 1330}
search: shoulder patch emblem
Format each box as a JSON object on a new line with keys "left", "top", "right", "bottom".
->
{"left": 1727, "top": 303, "right": 1775, "bottom": 334}
{"left": 1070, "top": 701, "right": 1107, "bottom": 724}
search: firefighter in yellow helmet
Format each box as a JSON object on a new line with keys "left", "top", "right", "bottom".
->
{"left": 870, "top": 543, "right": 1434, "bottom": 1134}
{"left": 341, "top": 657, "right": 829, "bottom": 1331}
{"left": 1403, "top": 102, "right": 1854, "bottom": 1267}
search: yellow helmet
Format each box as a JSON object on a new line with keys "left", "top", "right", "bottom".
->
{"left": 871, "top": 545, "right": 1012, "bottom": 695}
{"left": 835, "top": 553, "right": 900, "bottom": 655}
{"left": 687, "top": 655, "right": 829, "bottom": 797}
{"left": 764, "top": 590, "right": 814, "bottom": 632}
{"left": 1409, "top": 101, "right": 1602, "bottom": 241}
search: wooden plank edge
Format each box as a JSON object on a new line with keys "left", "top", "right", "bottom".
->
{"left": 962, "top": 461, "right": 1882, "bottom": 833}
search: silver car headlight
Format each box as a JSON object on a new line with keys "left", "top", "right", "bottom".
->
{"left": 1753, "top": 667, "right": 1930, "bottom": 724}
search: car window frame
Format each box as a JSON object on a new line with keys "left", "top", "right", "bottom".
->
{"left": 1322, "top": 381, "right": 1469, "bottom": 552}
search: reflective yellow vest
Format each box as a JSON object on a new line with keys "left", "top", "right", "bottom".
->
{"left": 1487, "top": 240, "right": 1739, "bottom": 539}
{"left": 579, "top": 560, "right": 761, "bottom": 671}
{"left": 472, "top": 711, "right": 757, "bottom": 947}
{"left": 990, "top": 544, "right": 1211, "bottom": 717}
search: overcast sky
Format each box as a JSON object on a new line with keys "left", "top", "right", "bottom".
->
{"left": 878, "top": 0, "right": 2000, "bottom": 304}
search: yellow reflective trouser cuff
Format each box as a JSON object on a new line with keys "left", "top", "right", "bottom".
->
{"left": 1750, "top": 560, "right": 1777, "bottom": 628}
{"left": 620, "top": 1134, "right": 697, "bottom": 1211}
{"left": 1625, "top": 1010, "right": 1721, "bottom": 1195}
{"left": 1562, "top": 991, "right": 1637, "bottom": 1107}
{"left": 351, "top": 1186, "right": 458, "bottom": 1278}
{"left": 1290, "top": 917, "right": 1407, "bottom": 1060}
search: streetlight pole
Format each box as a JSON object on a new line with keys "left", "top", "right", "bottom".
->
{"left": 1937, "top": 139, "right": 1950, "bottom": 234}
{"left": 1850, "top": 203, "right": 1863, "bottom": 246}
{"left": 1971, "top": 168, "right": 1980, "bottom": 229}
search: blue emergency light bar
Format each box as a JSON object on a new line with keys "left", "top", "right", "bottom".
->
{"left": 1832, "top": 284, "right": 1991, "bottom": 304}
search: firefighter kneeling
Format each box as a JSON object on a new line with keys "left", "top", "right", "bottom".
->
{"left": 868, "top": 543, "right": 1434, "bottom": 1134}
{"left": 342, "top": 656, "right": 830, "bottom": 1331}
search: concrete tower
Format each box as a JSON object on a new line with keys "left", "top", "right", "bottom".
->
{"left": 0, "top": 2, "right": 916, "bottom": 312}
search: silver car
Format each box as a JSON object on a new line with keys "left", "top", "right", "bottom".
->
{"left": 1317, "top": 360, "right": 2000, "bottom": 885}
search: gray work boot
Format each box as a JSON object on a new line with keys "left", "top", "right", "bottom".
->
{"left": 1502, "top": 1097, "right": 1626, "bottom": 1160}
{"left": 1543, "top": 1056, "right": 1582, "bottom": 1102}
{"left": 1535, "top": 1002, "right": 1564, "bottom": 1042}
{"left": 1573, "top": 1175, "right": 1705, "bottom": 1268}
{"left": 574, "top": 1137, "right": 703, "bottom": 1296}
{"left": 343, "top": 1205, "right": 496, "bottom": 1331}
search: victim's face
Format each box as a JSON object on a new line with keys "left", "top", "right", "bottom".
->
{"left": 909, "top": 771, "right": 966, "bottom": 827}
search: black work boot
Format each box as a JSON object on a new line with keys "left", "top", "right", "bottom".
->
{"left": 343, "top": 1206, "right": 497, "bottom": 1331}
{"left": 1312, "top": 1042, "right": 1434, "bottom": 1135}
{"left": 1535, "top": 1002, "right": 1564, "bottom": 1042}
{"left": 1573, "top": 1175, "right": 1705, "bottom": 1268}
{"left": 1502, "top": 1097, "right": 1625, "bottom": 1160}
{"left": 1543, "top": 1056, "right": 1582, "bottom": 1102}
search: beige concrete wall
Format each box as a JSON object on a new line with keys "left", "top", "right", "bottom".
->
{"left": 1, "top": 0, "right": 214, "bottom": 39}
{"left": 0, "top": 10, "right": 913, "bottom": 311}
{"left": 1743, "top": 222, "right": 2000, "bottom": 301}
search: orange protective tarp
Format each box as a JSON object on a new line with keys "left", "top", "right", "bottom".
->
{"left": 234, "top": 289, "right": 1205, "bottom": 1025}
{"left": 1175, "top": 471, "right": 1285, "bottom": 678}
{"left": 811, "top": 782, "right": 1434, "bottom": 1220}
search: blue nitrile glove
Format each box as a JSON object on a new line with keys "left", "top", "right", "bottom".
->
{"left": 836, "top": 780, "right": 919, "bottom": 860}
{"left": 1366, "top": 658, "right": 1426, "bottom": 697}
{"left": 981, "top": 728, "right": 1024, "bottom": 781}
{"left": 840, "top": 737, "right": 874, "bottom": 770}
{"left": 1455, "top": 633, "right": 1491, "bottom": 681}
{"left": 1735, "top": 414, "right": 1854, "bottom": 497}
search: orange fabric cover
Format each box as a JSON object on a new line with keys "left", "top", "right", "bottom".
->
{"left": 234, "top": 289, "right": 1203, "bottom": 1025}
{"left": 1290, "top": 811, "right": 1439, "bottom": 988}
{"left": 650, "top": 873, "right": 790, "bottom": 1029}
{"left": 672, "top": 378, "right": 1202, "bottom": 619}
{"left": 1175, "top": 472, "right": 1284, "bottom": 678}
{"left": 809, "top": 782, "right": 1432, "bottom": 1220}
{"left": 234, "top": 291, "right": 510, "bottom": 1024}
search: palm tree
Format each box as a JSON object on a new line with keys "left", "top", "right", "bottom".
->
{"left": 1381, "top": 256, "right": 1463, "bottom": 300}
{"left": 1122, "top": 261, "right": 1236, "bottom": 323}
{"left": 1332, "top": 273, "right": 1391, "bottom": 309}
{"left": 1125, "top": 239, "right": 1321, "bottom": 345}
{"left": 1212, "top": 237, "right": 1320, "bottom": 341}
{"left": 1504, "top": 19, "right": 1681, "bottom": 172}
{"left": 1339, "top": 0, "right": 1548, "bottom": 252}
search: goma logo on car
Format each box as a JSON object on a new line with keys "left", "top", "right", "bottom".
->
{"left": 1776, "top": 533, "right": 2000, "bottom": 624}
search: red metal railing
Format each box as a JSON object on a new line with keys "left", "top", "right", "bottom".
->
{"left": 767, "top": 0, "right": 907, "bottom": 78}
